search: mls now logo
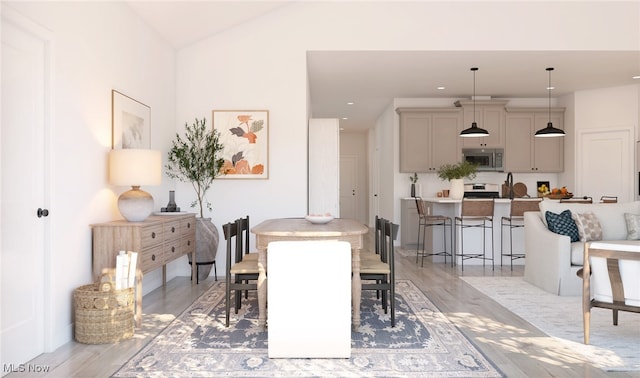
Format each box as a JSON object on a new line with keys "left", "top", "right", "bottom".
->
{"left": 3, "top": 364, "right": 50, "bottom": 373}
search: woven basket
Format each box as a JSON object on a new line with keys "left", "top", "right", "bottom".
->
{"left": 74, "top": 276, "right": 134, "bottom": 344}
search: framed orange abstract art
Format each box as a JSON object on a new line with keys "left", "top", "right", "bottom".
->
{"left": 213, "top": 110, "right": 269, "bottom": 179}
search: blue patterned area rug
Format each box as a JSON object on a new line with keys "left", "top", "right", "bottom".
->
{"left": 113, "top": 280, "right": 502, "bottom": 377}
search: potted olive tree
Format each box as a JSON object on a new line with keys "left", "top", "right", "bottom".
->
{"left": 436, "top": 161, "right": 478, "bottom": 199}
{"left": 166, "top": 118, "right": 224, "bottom": 281}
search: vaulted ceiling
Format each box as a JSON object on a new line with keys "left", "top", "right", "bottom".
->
{"left": 126, "top": 1, "right": 640, "bottom": 131}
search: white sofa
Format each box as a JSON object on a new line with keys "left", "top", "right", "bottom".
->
{"left": 523, "top": 200, "right": 640, "bottom": 296}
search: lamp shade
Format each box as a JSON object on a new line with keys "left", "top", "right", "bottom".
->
{"left": 109, "top": 149, "right": 161, "bottom": 186}
{"left": 109, "top": 149, "right": 161, "bottom": 222}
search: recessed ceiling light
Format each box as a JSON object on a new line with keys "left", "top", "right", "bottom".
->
{"left": 546, "top": 86, "right": 555, "bottom": 90}
{"left": 633, "top": 75, "right": 640, "bottom": 79}
{"left": 437, "top": 86, "right": 446, "bottom": 90}
{"left": 342, "top": 117, "right": 348, "bottom": 120}
{"left": 347, "top": 102, "right": 354, "bottom": 105}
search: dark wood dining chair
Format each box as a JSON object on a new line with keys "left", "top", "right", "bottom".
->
{"left": 237, "top": 215, "right": 258, "bottom": 261}
{"left": 224, "top": 220, "right": 259, "bottom": 327}
{"left": 361, "top": 218, "right": 397, "bottom": 327}
{"left": 236, "top": 215, "right": 259, "bottom": 299}
{"left": 360, "top": 215, "right": 384, "bottom": 262}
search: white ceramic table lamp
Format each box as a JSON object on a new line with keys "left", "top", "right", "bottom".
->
{"left": 109, "top": 149, "right": 161, "bottom": 222}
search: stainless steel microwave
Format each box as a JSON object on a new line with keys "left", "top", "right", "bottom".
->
{"left": 462, "top": 148, "right": 504, "bottom": 172}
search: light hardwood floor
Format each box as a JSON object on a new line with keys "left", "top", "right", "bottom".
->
{"left": 7, "top": 241, "right": 636, "bottom": 377}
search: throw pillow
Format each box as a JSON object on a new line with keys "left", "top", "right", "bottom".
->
{"left": 624, "top": 213, "right": 640, "bottom": 240}
{"left": 571, "top": 211, "right": 603, "bottom": 242}
{"left": 545, "top": 210, "right": 580, "bottom": 242}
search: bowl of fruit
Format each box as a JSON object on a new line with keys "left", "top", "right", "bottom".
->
{"left": 547, "top": 186, "right": 573, "bottom": 199}
{"left": 537, "top": 182, "right": 573, "bottom": 199}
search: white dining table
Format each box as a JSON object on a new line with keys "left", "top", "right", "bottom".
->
{"left": 251, "top": 217, "right": 369, "bottom": 331}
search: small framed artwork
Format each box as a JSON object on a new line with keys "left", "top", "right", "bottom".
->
{"left": 112, "top": 90, "right": 151, "bottom": 149}
{"left": 213, "top": 109, "right": 269, "bottom": 179}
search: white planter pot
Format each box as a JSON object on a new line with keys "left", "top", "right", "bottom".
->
{"left": 449, "top": 179, "right": 465, "bottom": 200}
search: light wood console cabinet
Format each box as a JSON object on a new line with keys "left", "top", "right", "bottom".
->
{"left": 91, "top": 213, "right": 197, "bottom": 285}
{"left": 505, "top": 107, "right": 564, "bottom": 172}
{"left": 397, "top": 107, "right": 461, "bottom": 173}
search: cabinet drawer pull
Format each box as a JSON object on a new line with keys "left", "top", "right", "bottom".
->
{"left": 151, "top": 232, "right": 156, "bottom": 239}
{"left": 187, "top": 222, "right": 191, "bottom": 228}
{"left": 187, "top": 240, "right": 191, "bottom": 246}
{"left": 151, "top": 254, "right": 156, "bottom": 261}
{"left": 171, "top": 226, "right": 175, "bottom": 233}
{"left": 171, "top": 246, "right": 175, "bottom": 252}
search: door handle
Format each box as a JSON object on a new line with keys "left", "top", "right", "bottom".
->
{"left": 37, "top": 208, "right": 49, "bottom": 218}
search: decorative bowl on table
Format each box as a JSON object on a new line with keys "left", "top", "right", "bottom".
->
{"left": 305, "top": 214, "right": 334, "bottom": 224}
{"left": 546, "top": 193, "right": 574, "bottom": 200}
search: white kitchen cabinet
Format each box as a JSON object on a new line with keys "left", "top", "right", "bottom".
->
{"left": 505, "top": 108, "right": 564, "bottom": 172}
{"left": 456, "top": 100, "right": 508, "bottom": 148}
{"left": 397, "top": 108, "right": 461, "bottom": 173}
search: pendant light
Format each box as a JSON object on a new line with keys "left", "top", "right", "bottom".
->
{"left": 535, "top": 67, "right": 565, "bottom": 137}
{"left": 460, "top": 67, "right": 489, "bottom": 138}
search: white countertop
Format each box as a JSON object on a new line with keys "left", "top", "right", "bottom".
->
{"left": 403, "top": 197, "right": 512, "bottom": 204}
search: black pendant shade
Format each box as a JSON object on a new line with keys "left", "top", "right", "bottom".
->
{"left": 535, "top": 67, "right": 565, "bottom": 138}
{"left": 460, "top": 67, "right": 490, "bottom": 138}
{"left": 535, "top": 122, "right": 566, "bottom": 137}
{"left": 460, "top": 122, "right": 489, "bottom": 137}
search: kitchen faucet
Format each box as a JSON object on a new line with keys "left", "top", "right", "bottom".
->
{"left": 506, "top": 172, "right": 514, "bottom": 199}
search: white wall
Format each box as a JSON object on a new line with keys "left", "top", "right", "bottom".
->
{"left": 3, "top": 1, "right": 176, "bottom": 350}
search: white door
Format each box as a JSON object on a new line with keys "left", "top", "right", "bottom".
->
{"left": 577, "top": 127, "right": 634, "bottom": 202}
{"left": 1, "top": 9, "right": 50, "bottom": 370}
{"left": 339, "top": 156, "right": 357, "bottom": 221}
{"left": 370, "top": 133, "right": 379, "bottom": 226}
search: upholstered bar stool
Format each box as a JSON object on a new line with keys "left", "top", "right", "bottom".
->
{"left": 454, "top": 199, "right": 495, "bottom": 271}
{"left": 414, "top": 197, "right": 453, "bottom": 267}
{"left": 500, "top": 198, "right": 542, "bottom": 270}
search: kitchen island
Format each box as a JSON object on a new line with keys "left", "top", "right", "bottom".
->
{"left": 401, "top": 197, "right": 519, "bottom": 267}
